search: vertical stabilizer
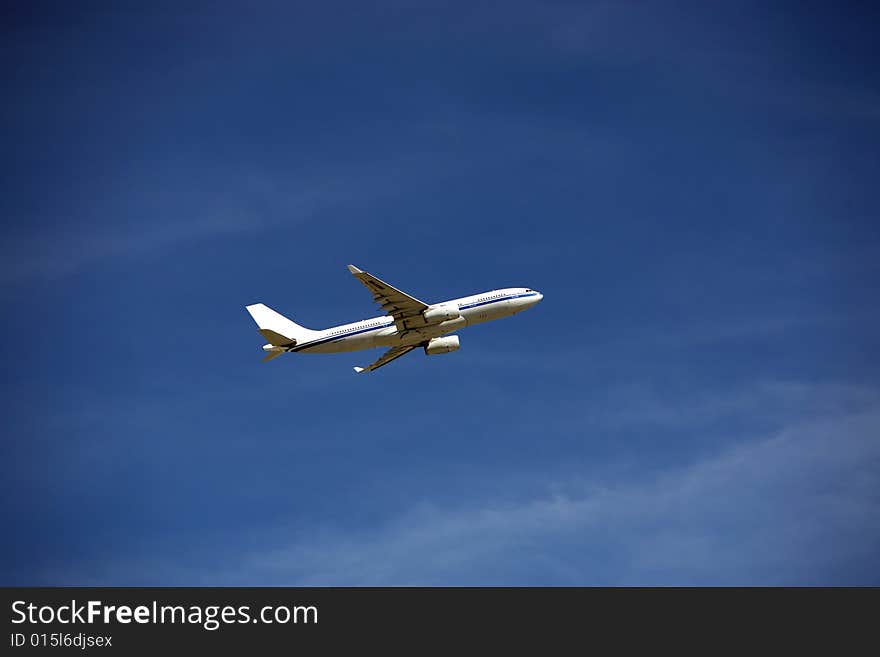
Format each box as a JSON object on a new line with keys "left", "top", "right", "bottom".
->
{"left": 245, "top": 303, "right": 320, "bottom": 344}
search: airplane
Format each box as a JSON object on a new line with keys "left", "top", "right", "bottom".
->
{"left": 245, "top": 265, "right": 543, "bottom": 373}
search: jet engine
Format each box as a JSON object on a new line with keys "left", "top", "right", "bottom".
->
{"left": 424, "top": 335, "right": 460, "bottom": 355}
{"left": 423, "top": 303, "right": 461, "bottom": 324}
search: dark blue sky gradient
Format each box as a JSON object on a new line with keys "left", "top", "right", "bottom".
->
{"left": 2, "top": 1, "right": 879, "bottom": 584}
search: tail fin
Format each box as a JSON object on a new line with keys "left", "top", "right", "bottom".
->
{"left": 245, "top": 303, "right": 320, "bottom": 346}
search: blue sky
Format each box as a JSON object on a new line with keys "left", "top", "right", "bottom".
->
{"left": 2, "top": 1, "right": 879, "bottom": 585}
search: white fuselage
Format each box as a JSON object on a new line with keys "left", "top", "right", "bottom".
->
{"left": 283, "top": 288, "right": 542, "bottom": 355}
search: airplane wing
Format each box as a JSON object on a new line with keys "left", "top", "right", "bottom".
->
{"left": 347, "top": 265, "right": 428, "bottom": 328}
{"left": 353, "top": 345, "right": 418, "bottom": 374}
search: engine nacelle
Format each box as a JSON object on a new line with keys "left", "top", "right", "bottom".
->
{"left": 424, "top": 335, "right": 460, "bottom": 355}
{"left": 423, "top": 303, "right": 461, "bottom": 324}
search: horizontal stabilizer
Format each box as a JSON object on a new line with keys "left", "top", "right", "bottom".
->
{"left": 246, "top": 303, "right": 319, "bottom": 363}
{"left": 259, "top": 328, "right": 296, "bottom": 347}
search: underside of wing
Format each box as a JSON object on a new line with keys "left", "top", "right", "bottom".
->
{"left": 353, "top": 345, "right": 418, "bottom": 374}
{"left": 347, "top": 265, "right": 428, "bottom": 327}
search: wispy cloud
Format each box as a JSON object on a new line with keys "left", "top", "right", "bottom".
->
{"left": 226, "top": 397, "right": 879, "bottom": 585}
{"left": 275, "top": 408, "right": 877, "bottom": 584}
{"left": 42, "top": 380, "right": 880, "bottom": 585}
{"left": 0, "top": 157, "right": 416, "bottom": 286}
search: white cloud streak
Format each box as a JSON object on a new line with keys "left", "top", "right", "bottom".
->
{"left": 30, "top": 380, "right": 880, "bottom": 585}
{"left": 0, "top": 165, "right": 391, "bottom": 286}
{"left": 99, "top": 381, "right": 875, "bottom": 586}
{"left": 228, "top": 404, "right": 878, "bottom": 585}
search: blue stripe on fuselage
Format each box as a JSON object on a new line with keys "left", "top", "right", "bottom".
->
{"left": 457, "top": 291, "right": 538, "bottom": 310}
{"left": 293, "top": 292, "right": 538, "bottom": 352}
{"left": 292, "top": 322, "right": 391, "bottom": 352}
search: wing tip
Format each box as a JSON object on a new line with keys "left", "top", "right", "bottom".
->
{"left": 347, "top": 264, "right": 363, "bottom": 274}
{"left": 353, "top": 366, "right": 366, "bottom": 374}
